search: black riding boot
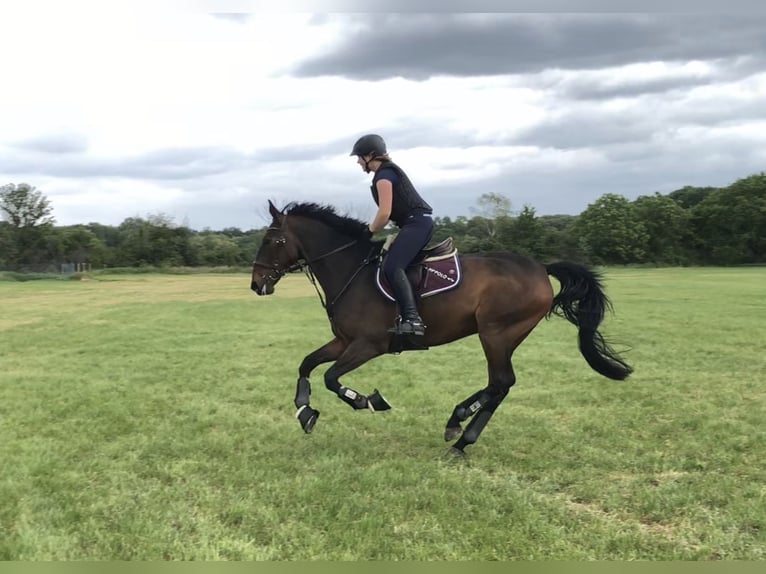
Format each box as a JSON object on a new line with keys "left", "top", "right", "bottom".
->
{"left": 389, "top": 268, "right": 426, "bottom": 336}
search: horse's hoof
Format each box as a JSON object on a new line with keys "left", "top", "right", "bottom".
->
{"left": 296, "top": 406, "right": 320, "bottom": 433}
{"left": 367, "top": 388, "right": 392, "bottom": 412}
{"left": 444, "top": 426, "right": 462, "bottom": 442}
{"left": 303, "top": 412, "right": 318, "bottom": 433}
{"left": 443, "top": 446, "right": 468, "bottom": 462}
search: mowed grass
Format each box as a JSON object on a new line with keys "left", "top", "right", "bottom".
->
{"left": 0, "top": 268, "right": 763, "bottom": 560}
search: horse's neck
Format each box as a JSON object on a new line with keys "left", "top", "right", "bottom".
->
{"left": 296, "top": 227, "right": 369, "bottom": 297}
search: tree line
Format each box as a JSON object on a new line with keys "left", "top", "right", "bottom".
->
{"left": 1, "top": 172, "right": 764, "bottom": 272}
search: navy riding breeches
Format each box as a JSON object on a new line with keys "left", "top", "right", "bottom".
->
{"left": 382, "top": 212, "right": 434, "bottom": 283}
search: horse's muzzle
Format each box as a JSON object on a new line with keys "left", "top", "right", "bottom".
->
{"left": 251, "top": 280, "right": 274, "bottom": 296}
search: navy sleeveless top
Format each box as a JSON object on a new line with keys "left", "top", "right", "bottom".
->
{"left": 371, "top": 161, "right": 432, "bottom": 226}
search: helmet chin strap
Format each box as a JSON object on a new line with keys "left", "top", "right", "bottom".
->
{"left": 362, "top": 155, "right": 381, "bottom": 173}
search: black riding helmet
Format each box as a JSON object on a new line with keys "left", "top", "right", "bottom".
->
{"left": 350, "top": 134, "right": 387, "bottom": 157}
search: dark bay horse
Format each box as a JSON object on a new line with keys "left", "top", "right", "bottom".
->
{"left": 251, "top": 200, "right": 632, "bottom": 456}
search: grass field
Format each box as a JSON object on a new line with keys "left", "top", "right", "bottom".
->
{"left": 0, "top": 267, "right": 764, "bottom": 560}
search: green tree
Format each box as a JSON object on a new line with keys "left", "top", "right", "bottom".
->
{"left": 468, "top": 192, "right": 512, "bottom": 249}
{"left": 536, "top": 215, "right": 585, "bottom": 262}
{"left": 0, "top": 183, "right": 55, "bottom": 228}
{"left": 232, "top": 228, "right": 267, "bottom": 265}
{"left": 113, "top": 213, "right": 195, "bottom": 267}
{"left": 472, "top": 192, "right": 512, "bottom": 220}
{"left": 84, "top": 222, "right": 121, "bottom": 266}
{"left": 53, "top": 225, "right": 110, "bottom": 267}
{"left": 0, "top": 183, "right": 56, "bottom": 269}
{"left": 668, "top": 185, "right": 717, "bottom": 209}
{"left": 578, "top": 193, "right": 648, "bottom": 264}
{"left": 220, "top": 227, "right": 245, "bottom": 237}
{"left": 431, "top": 216, "right": 455, "bottom": 244}
{"left": 115, "top": 217, "right": 152, "bottom": 266}
{"left": 691, "top": 173, "right": 766, "bottom": 264}
{"left": 190, "top": 232, "right": 241, "bottom": 266}
{"left": 0, "top": 221, "right": 17, "bottom": 268}
{"left": 497, "top": 205, "right": 544, "bottom": 258}
{"left": 633, "top": 192, "right": 691, "bottom": 264}
{"left": 463, "top": 216, "right": 507, "bottom": 252}
{"left": 432, "top": 216, "right": 468, "bottom": 247}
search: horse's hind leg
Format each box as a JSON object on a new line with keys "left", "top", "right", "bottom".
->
{"left": 294, "top": 338, "right": 345, "bottom": 433}
{"left": 449, "top": 378, "right": 512, "bottom": 454}
{"left": 444, "top": 387, "right": 495, "bottom": 442}
{"left": 445, "top": 365, "right": 515, "bottom": 453}
{"left": 447, "top": 322, "right": 538, "bottom": 455}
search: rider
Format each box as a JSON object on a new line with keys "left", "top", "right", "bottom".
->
{"left": 350, "top": 134, "right": 434, "bottom": 336}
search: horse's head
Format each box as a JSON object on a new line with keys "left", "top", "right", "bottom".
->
{"left": 251, "top": 200, "right": 302, "bottom": 295}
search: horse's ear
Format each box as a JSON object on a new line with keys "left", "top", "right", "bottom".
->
{"left": 268, "top": 200, "right": 283, "bottom": 221}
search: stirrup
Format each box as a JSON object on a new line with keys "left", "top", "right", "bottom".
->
{"left": 388, "top": 316, "right": 426, "bottom": 336}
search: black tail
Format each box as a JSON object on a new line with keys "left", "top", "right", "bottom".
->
{"left": 545, "top": 262, "right": 633, "bottom": 380}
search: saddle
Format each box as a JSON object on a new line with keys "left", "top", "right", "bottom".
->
{"left": 375, "top": 236, "right": 462, "bottom": 302}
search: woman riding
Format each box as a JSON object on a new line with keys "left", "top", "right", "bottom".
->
{"left": 350, "top": 133, "right": 434, "bottom": 336}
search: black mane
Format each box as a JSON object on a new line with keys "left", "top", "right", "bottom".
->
{"left": 284, "top": 202, "right": 369, "bottom": 239}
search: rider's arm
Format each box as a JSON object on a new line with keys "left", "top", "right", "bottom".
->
{"left": 369, "top": 179, "right": 393, "bottom": 233}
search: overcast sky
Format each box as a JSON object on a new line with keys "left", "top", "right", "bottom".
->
{"left": 1, "top": 2, "right": 765, "bottom": 230}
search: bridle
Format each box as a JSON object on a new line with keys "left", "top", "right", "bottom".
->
{"left": 252, "top": 226, "right": 378, "bottom": 316}
{"left": 251, "top": 233, "right": 295, "bottom": 283}
{"left": 252, "top": 226, "right": 359, "bottom": 281}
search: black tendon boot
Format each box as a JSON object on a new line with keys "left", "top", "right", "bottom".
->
{"left": 388, "top": 268, "right": 426, "bottom": 336}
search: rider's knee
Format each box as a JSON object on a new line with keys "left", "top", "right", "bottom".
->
{"left": 382, "top": 259, "right": 402, "bottom": 281}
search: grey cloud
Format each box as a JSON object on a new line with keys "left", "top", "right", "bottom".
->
{"left": 669, "top": 95, "right": 766, "bottom": 127}
{"left": 292, "top": 14, "right": 766, "bottom": 81}
{"left": 253, "top": 140, "right": 349, "bottom": 162}
{"left": 549, "top": 56, "right": 766, "bottom": 102}
{"left": 132, "top": 147, "right": 250, "bottom": 178}
{"left": 511, "top": 111, "right": 655, "bottom": 150}
{"left": 509, "top": 79, "right": 766, "bottom": 152}
{"left": 12, "top": 132, "right": 89, "bottom": 154}
{"left": 379, "top": 125, "right": 484, "bottom": 151}
{"left": 547, "top": 74, "right": 714, "bottom": 101}
{"left": 0, "top": 146, "right": 251, "bottom": 180}
{"left": 211, "top": 13, "right": 249, "bottom": 23}
{"left": 357, "top": 106, "right": 658, "bottom": 153}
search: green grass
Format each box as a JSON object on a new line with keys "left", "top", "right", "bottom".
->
{"left": 0, "top": 268, "right": 764, "bottom": 560}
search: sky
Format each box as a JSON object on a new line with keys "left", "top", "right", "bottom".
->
{"left": 1, "top": 1, "right": 765, "bottom": 230}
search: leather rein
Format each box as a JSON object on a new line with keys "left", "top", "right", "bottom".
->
{"left": 252, "top": 227, "right": 379, "bottom": 318}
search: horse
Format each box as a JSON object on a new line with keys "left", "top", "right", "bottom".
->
{"left": 251, "top": 200, "right": 632, "bottom": 457}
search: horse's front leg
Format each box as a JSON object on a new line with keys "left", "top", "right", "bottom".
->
{"left": 294, "top": 338, "right": 346, "bottom": 433}
{"left": 323, "top": 339, "right": 391, "bottom": 412}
